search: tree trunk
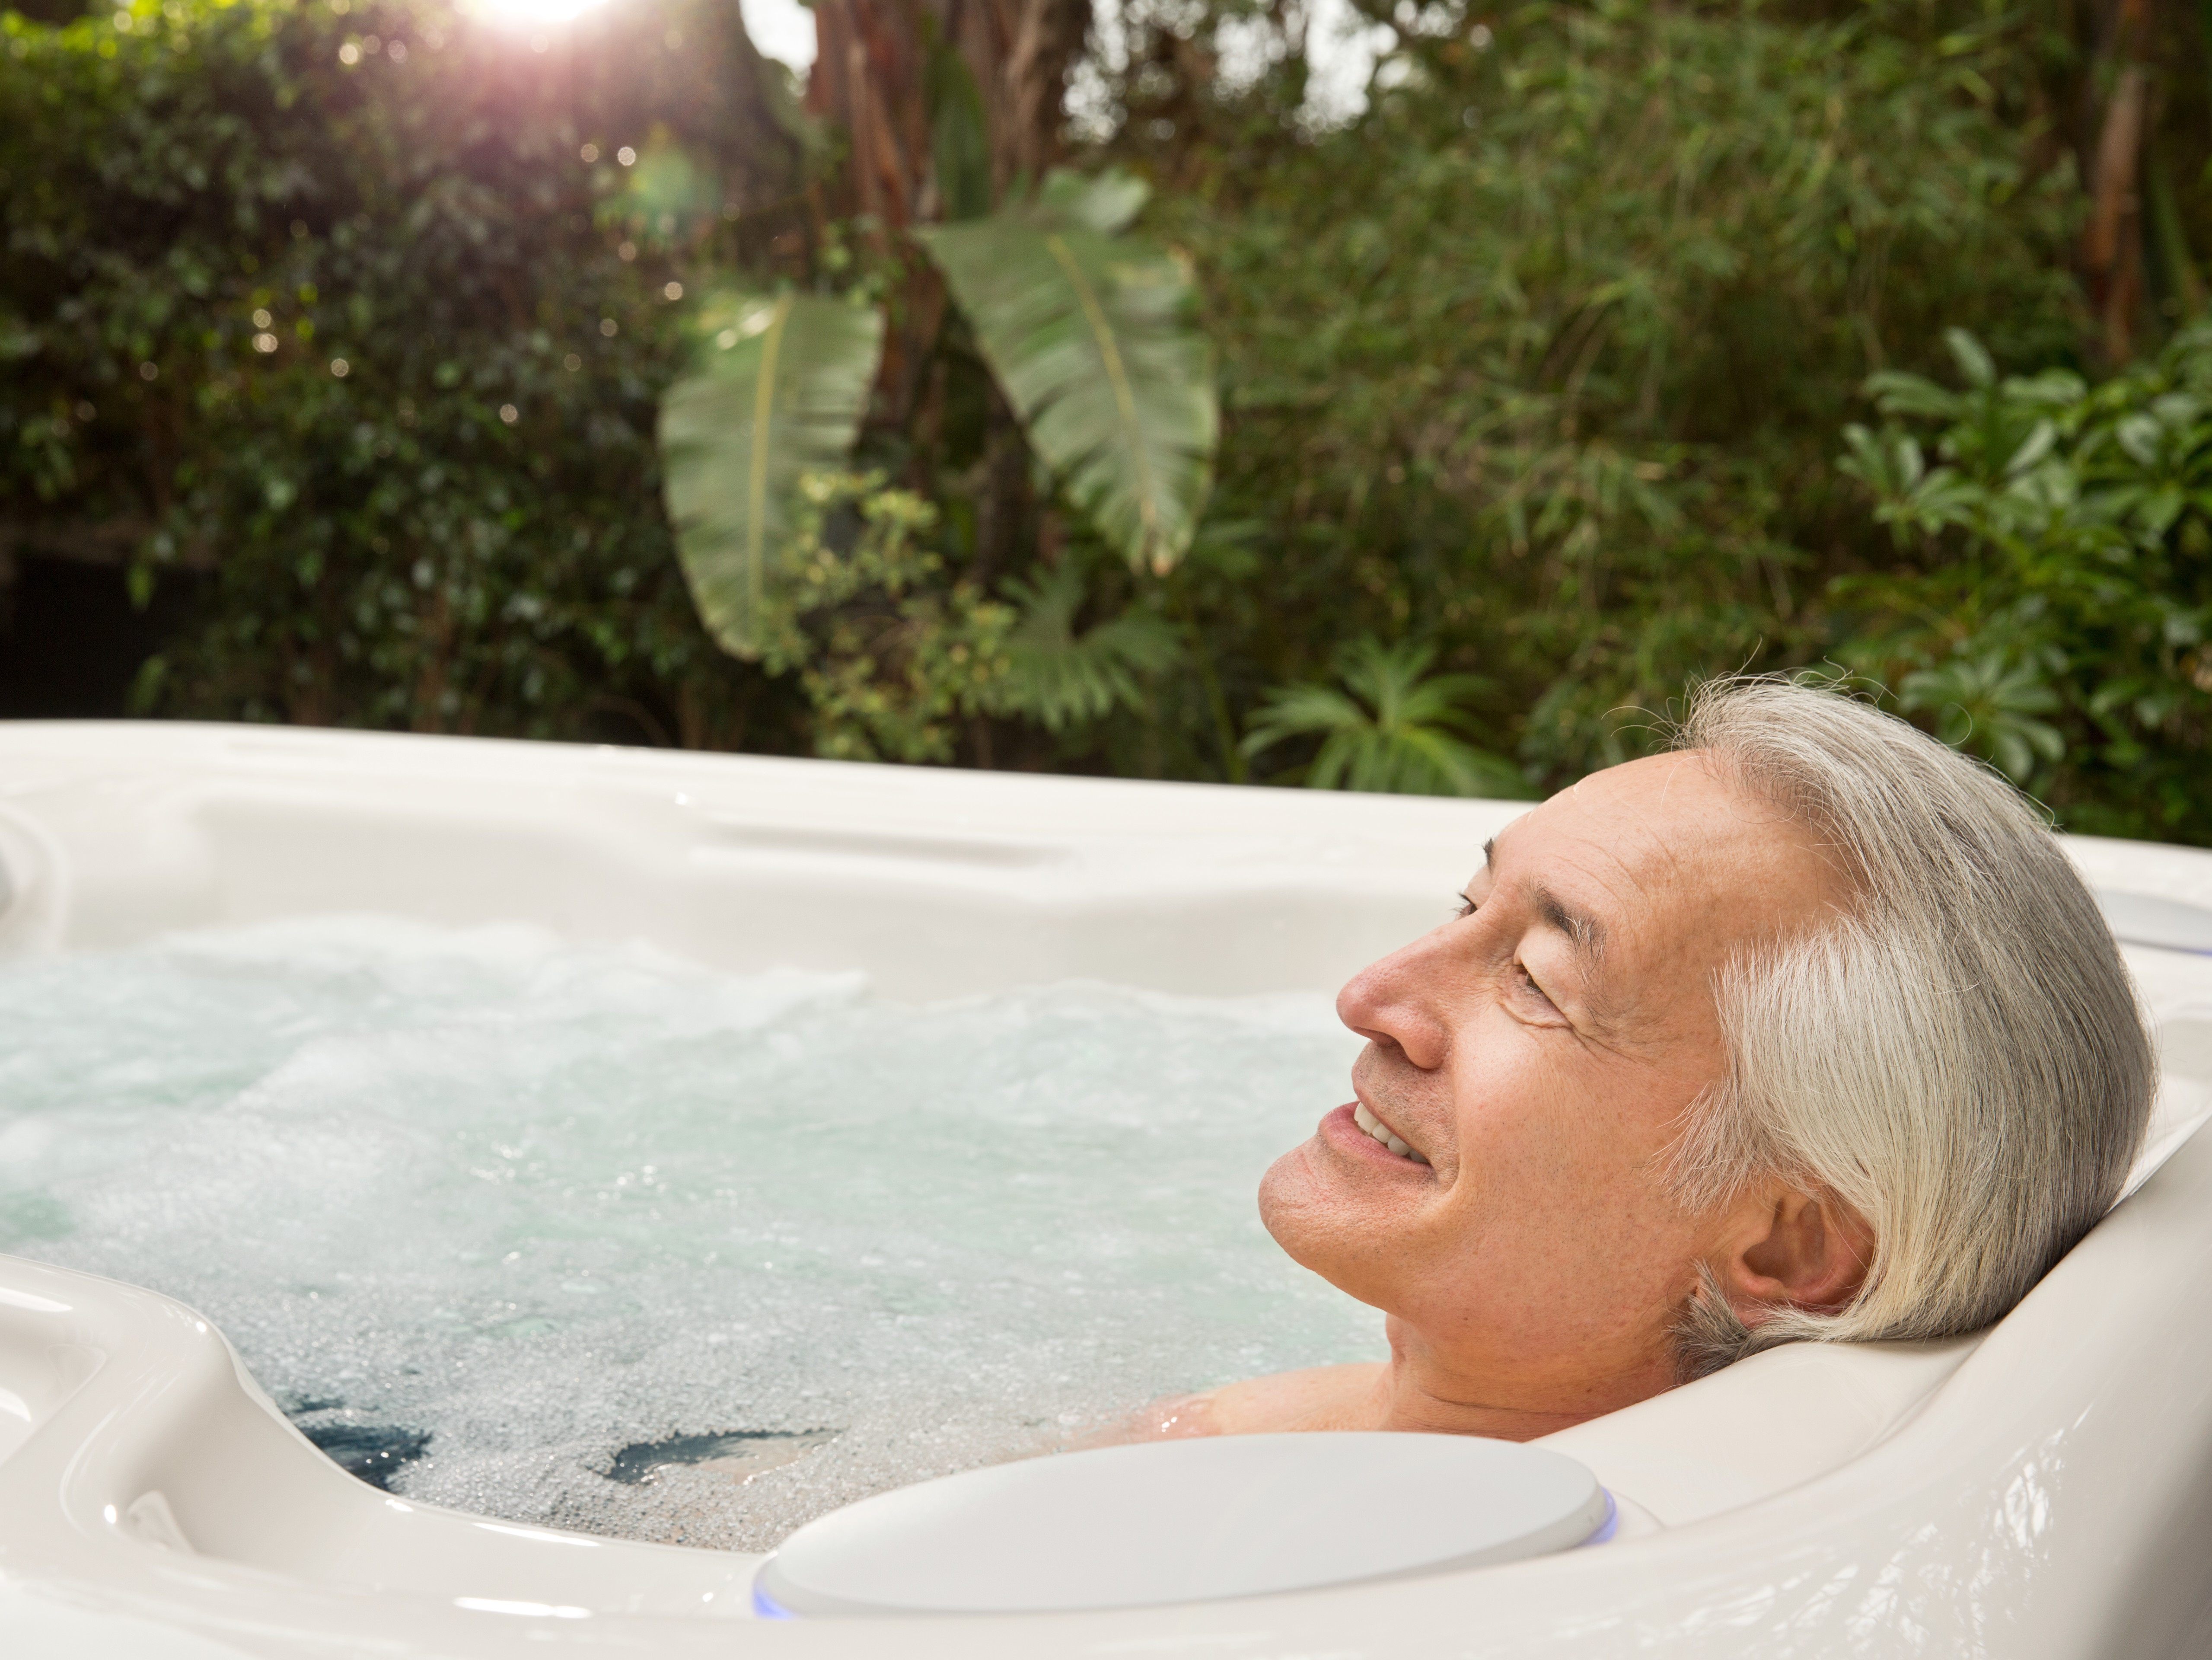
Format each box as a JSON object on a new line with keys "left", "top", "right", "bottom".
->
{"left": 2077, "top": 0, "right": 2159, "bottom": 366}
{"left": 807, "top": 0, "right": 1090, "bottom": 436}
{"left": 806, "top": 0, "right": 1092, "bottom": 224}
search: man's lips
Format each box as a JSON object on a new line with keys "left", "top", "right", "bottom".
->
{"left": 1320, "top": 1102, "right": 1431, "bottom": 1168}
{"left": 1352, "top": 1099, "right": 1430, "bottom": 1163}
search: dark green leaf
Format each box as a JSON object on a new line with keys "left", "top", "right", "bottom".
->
{"left": 658, "top": 292, "right": 885, "bottom": 659}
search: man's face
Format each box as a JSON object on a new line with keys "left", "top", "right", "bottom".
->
{"left": 1258, "top": 751, "right": 1845, "bottom": 1417}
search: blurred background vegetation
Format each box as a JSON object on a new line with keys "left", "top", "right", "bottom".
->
{"left": 3, "top": 0, "right": 2209, "bottom": 840}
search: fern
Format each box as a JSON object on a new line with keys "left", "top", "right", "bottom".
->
{"left": 997, "top": 564, "right": 1182, "bottom": 732}
{"left": 1243, "top": 640, "right": 1531, "bottom": 798}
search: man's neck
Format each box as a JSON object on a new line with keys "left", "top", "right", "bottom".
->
{"left": 1361, "top": 1318, "right": 1677, "bottom": 1441}
{"left": 1359, "top": 1363, "right": 1602, "bottom": 1442}
{"left": 1182, "top": 1342, "right": 1670, "bottom": 1443}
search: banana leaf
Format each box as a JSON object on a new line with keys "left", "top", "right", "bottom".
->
{"left": 918, "top": 169, "right": 1218, "bottom": 576}
{"left": 657, "top": 292, "right": 885, "bottom": 659}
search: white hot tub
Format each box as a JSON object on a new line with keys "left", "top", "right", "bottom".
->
{"left": 4, "top": 721, "right": 2212, "bottom": 1658}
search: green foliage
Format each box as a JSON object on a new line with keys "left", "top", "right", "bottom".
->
{"left": 654, "top": 163, "right": 1216, "bottom": 690}
{"left": 1897, "top": 650, "right": 2066, "bottom": 784}
{"left": 1158, "top": 0, "right": 2079, "bottom": 776}
{"left": 1833, "top": 322, "right": 2212, "bottom": 838}
{"left": 747, "top": 472, "right": 1017, "bottom": 764}
{"left": 2, "top": 0, "right": 801, "bottom": 745}
{"left": 660, "top": 291, "right": 886, "bottom": 659}
{"left": 8, "top": 0, "right": 2211, "bottom": 838}
{"left": 925, "top": 38, "right": 992, "bottom": 223}
{"left": 918, "top": 169, "right": 1218, "bottom": 575}
{"left": 1242, "top": 638, "right": 1529, "bottom": 798}
{"left": 998, "top": 561, "right": 1182, "bottom": 733}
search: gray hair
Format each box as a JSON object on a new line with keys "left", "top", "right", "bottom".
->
{"left": 1663, "top": 677, "right": 2153, "bottom": 1379}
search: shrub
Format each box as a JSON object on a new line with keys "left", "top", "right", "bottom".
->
{"left": 1835, "top": 322, "right": 2212, "bottom": 842}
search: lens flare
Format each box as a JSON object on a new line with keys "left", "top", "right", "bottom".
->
{"left": 472, "top": 0, "right": 609, "bottom": 29}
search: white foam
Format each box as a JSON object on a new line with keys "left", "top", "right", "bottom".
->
{"left": 0, "top": 916, "right": 1378, "bottom": 1549}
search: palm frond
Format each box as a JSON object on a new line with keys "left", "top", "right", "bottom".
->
{"left": 998, "top": 564, "right": 1182, "bottom": 731}
{"left": 657, "top": 292, "right": 885, "bottom": 659}
{"left": 1243, "top": 638, "right": 1531, "bottom": 799}
{"left": 917, "top": 169, "right": 1218, "bottom": 576}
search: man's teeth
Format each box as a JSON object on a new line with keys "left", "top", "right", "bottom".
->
{"left": 1352, "top": 1102, "right": 1429, "bottom": 1165}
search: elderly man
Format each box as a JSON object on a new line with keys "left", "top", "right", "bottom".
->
{"left": 1126, "top": 677, "right": 2152, "bottom": 1442}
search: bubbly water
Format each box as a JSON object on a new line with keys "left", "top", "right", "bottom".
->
{"left": 0, "top": 917, "right": 1380, "bottom": 1550}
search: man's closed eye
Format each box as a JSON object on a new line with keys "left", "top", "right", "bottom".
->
{"left": 1513, "top": 962, "right": 1566, "bottom": 1020}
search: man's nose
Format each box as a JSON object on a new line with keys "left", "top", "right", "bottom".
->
{"left": 1335, "top": 928, "right": 1453, "bottom": 1070}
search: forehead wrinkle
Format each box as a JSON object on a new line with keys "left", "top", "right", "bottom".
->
{"left": 1486, "top": 821, "right": 1635, "bottom": 946}
{"left": 1616, "top": 772, "right": 1693, "bottom": 891}
{"left": 1488, "top": 806, "right": 1661, "bottom": 958}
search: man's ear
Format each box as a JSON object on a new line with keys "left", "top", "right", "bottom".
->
{"left": 1714, "top": 1183, "right": 1874, "bottom": 1322}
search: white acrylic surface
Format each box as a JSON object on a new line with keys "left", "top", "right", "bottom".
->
{"left": 2, "top": 721, "right": 2211, "bottom": 1657}
{"left": 758, "top": 1433, "right": 1608, "bottom": 1614}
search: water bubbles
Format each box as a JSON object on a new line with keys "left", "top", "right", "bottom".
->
{"left": 253, "top": 332, "right": 278, "bottom": 353}
{"left": 338, "top": 41, "right": 360, "bottom": 64}
{"left": 616, "top": 146, "right": 636, "bottom": 167}
{"left": 0, "top": 919, "right": 1374, "bottom": 1551}
{"left": 252, "top": 308, "right": 272, "bottom": 327}
{"left": 387, "top": 38, "right": 406, "bottom": 62}
{"left": 498, "top": 403, "right": 519, "bottom": 424}
{"left": 330, "top": 358, "right": 349, "bottom": 378}
{"left": 579, "top": 143, "right": 599, "bottom": 163}
{"left": 599, "top": 318, "right": 618, "bottom": 338}
{"left": 562, "top": 353, "right": 581, "bottom": 371}
{"left": 662, "top": 281, "right": 683, "bottom": 301}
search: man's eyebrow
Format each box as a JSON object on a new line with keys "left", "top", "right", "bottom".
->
{"left": 1482, "top": 837, "right": 1606, "bottom": 962}
{"left": 1528, "top": 884, "right": 1606, "bottom": 962}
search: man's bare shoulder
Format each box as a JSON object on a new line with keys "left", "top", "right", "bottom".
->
{"left": 1083, "top": 1363, "right": 1389, "bottom": 1446}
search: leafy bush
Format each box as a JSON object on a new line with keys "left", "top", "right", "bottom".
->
{"left": 1834, "top": 322, "right": 2212, "bottom": 840}
{"left": 747, "top": 470, "right": 1016, "bottom": 765}
{"left": 6, "top": 0, "right": 2210, "bottom": 845}
{"left": 2, "top": 0, "right": 801, "bottom": 746}
{"left": 1132, "top": 0, "right": 2081, "bottom": 785}
{"left": 1242, "top": 638, "right": 1528, "bottom": 797}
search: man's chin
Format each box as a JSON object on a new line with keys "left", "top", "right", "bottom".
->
{"left": 1256, "top": 1136, "right": 1374, "bottom": 1283}
{"left": 1256, "top": 1135, "right": 1324, "bottom": 1241}
{"left": 1257, "top": 1120, "right": 1435, "bottom": 1310}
